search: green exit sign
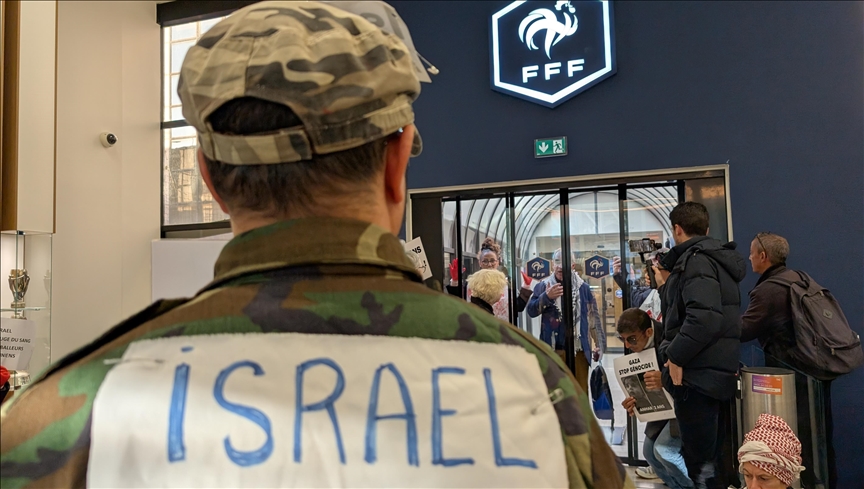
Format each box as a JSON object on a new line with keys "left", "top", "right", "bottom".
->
{"left": 534, "top": 137, "right": 567, "bottom": 158}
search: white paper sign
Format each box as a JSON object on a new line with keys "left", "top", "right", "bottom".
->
{"left": 0, "top": 317, "right": 36, "bottom": 370}
{"left": 404, "top": 237, "right": 433, "bottom": 280}
{"left": 88, "top": 334, "right": 566, "bottom": 488}
{"left": 613, "top": 348, "right": 676, "bottom": 423}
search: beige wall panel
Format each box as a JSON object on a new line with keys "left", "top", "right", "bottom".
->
{"left": 53, "top": 1, "right": 159, "bottom": 358}
{"left": 14, "top": 0, "right": 56, "bottom": 233}
{"left": 119, "top": 1, "right": 160, "bottom": 320}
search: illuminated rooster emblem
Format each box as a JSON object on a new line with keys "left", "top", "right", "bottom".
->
{"left": 518, "top": 1, "right": 579, "bottom": 59}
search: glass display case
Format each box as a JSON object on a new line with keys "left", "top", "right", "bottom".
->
{"left": 0, "top": 231, "right": 52, "bottom": 391}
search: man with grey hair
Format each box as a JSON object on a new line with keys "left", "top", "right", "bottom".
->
{"left": 741, "top": 232, "right": 836, "bottom": 489}
{"left": 741, "top": 232, "right": 794, "bottom": 364}
{"left": 527, "top": 248, "right": 605, "bottom": 392}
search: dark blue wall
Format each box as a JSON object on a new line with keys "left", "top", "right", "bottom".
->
{"left": 396, "top": 0, "right": 864, "bottom": 484}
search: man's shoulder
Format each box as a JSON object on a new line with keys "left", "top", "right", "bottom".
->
{"left": 769, "top": 268, "right": 800, "bottom": 282}
{"left": 677, "top": 247, "right": 719, "bottom": 276}
{"left": 0, "top": 299, "right": 187, "bottom": 485}
{"left": 753, "top": 269, "right": 797, "bottom": 294}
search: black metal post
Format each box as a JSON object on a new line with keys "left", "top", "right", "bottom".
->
{"left": 559, "top": 189, "right": 576, "bottom": 374}
{"left": 618, "top": 184, "right": 642, "bottom": 462}
{"left": 507, "top": 193, "right": 519, "bottom": 326}
{"left": 454, "top": 197, "right": 464, "bottom": 299}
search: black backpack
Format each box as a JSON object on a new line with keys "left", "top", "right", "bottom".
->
{"left": 767, "top": 271, "right": 864, "bottom": 380}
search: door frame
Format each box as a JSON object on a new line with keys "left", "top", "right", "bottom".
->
{"left": 407, "top": 164, "right": 733, "bottom": 467}
{"left": 407, "top": 164, "right": 732, "bottom": 241}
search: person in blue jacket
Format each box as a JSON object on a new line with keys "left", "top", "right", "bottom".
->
{"left": 527, "top": 248, "right": 605, "bottom": 392}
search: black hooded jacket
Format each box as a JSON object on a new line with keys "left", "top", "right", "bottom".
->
{"left": 658, "top": 236, "right": 746, "bottom": 400}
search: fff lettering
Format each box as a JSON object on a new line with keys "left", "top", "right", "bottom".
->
{"left": 522, "top": 59, "right": 585, "bottom": 84}
{"left": 166, "top": 355, "right": 537, "bottom": 470}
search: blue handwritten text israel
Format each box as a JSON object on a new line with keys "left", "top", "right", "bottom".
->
{"left": 167, "top": 358, "right": 538, "bottom": 469}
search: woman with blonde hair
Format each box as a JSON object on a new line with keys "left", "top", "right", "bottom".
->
{"left": 467, "top": 269, "right": 510, "bottom": 315}
{"left": 447, "top": 237, "right": 533, "bottom": 322}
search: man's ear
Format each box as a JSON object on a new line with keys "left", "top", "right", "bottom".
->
{"left": 198, "top": 149, "right": 230, "bottom": 214}
{"left": 383, "top": 125, "right": 414, "bottom": 208}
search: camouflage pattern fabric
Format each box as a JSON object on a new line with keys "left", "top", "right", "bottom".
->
{"left": 0, "top": 218, "right": 632, "bottom": 489}
{"left": 179, "top": 1, "right": 422, "bottom": 165}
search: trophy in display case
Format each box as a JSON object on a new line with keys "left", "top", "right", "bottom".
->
{"left": 8, "top": 269, "right": 30, "bottom": 318}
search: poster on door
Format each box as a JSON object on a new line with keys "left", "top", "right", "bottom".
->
{"left": 584, "top": 255, "right": 610, "bottom": 279}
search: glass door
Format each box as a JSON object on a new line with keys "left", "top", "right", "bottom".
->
{"left": 454, "top": 196, "right": 513, "bottom": 323}
{"left": 615, "top": 183, "right": 680, "bottom": 462}
{"left": 512, "top": 192, "right": 566, "bottom": 340}
{"left": 413, "top": 174, "right": 733, "bottom": 467}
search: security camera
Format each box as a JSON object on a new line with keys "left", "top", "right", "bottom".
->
{"left": 99, "top": 132, "right": 118, "bottom": 148}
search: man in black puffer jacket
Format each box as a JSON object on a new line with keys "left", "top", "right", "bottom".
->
{"left": 654, "top": 202, "right": 746, "bottom": 489}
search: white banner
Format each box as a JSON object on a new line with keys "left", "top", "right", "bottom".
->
{"left": 88, "top": 334, "right": 566, "bottom": 488}
{"left": 0, "top": 317, "right": 36, "bottom": 371}
{"left": 404, "top": 237, "right": 433, "bottom": 280}
{"left": 613, "top": 348, "right": 676, "bottom": 423}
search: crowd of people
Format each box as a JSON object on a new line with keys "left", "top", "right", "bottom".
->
{"left": 444, "top": 201, "right": 851, "bottom": 489}
{"left": 0, "top": 2, "right": 858, "bottom": 489}
{"left": 611, "top": 202, "right": 855, "bottom": 489}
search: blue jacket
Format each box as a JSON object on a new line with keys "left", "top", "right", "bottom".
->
{"left": 527, "top": 278, "right": 604, "bottom": 363}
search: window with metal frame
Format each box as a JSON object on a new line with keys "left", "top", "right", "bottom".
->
{"left": 161, "top": 17, "right": 230, "bottom": 230}
{"left": 157, "top": 2, "right": 264, "bottom": 235}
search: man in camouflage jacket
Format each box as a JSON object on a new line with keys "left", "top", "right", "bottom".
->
{"left": 0, "top": 2, "right": 632, "bottom": 488}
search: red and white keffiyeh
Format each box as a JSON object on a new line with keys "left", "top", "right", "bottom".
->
{"left": 738, "top": 413, "right": 805, "bottom": 486}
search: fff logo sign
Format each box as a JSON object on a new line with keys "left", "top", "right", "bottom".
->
{"left": 490, "top": 1, "right": 617, "bottom": 108}
{"left": 584, "top": 254, "right": 610, "bottom": 279}
{"left": 526, "top": 256, "right": 552, "bottom": 280}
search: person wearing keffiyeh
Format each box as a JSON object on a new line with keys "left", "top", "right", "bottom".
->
{"left": 527, "top": 248, "right": 605, "bottom": 392}
{"left": 738, "top": 413, "right": 805, "bottom": 489}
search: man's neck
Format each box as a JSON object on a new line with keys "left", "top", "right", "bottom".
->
{"left": 759, "top": 263, "right": 785, "bottom": 276}
{"left": 228, "top": 205, "right": 394, "bottom": 236}
{"left": 677, "top": 233, "right": 696, "bottom": 244}
{"left": 229, "top": 215, "right": 279, "bottom": 236}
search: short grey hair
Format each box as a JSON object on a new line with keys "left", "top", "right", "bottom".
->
{"left": 552, "top": 248, "right": 576, "bottom": 264}
{"left": 754, "top": 233, "right": 789, "bottom": 266}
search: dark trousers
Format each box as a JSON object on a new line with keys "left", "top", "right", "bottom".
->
{"left": 672, "top": 387, "right": 731, "bottom": 489}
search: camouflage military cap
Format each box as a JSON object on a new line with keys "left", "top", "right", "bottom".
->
{"left": 178, "top": 1, "right": 422, "bottom": 165}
